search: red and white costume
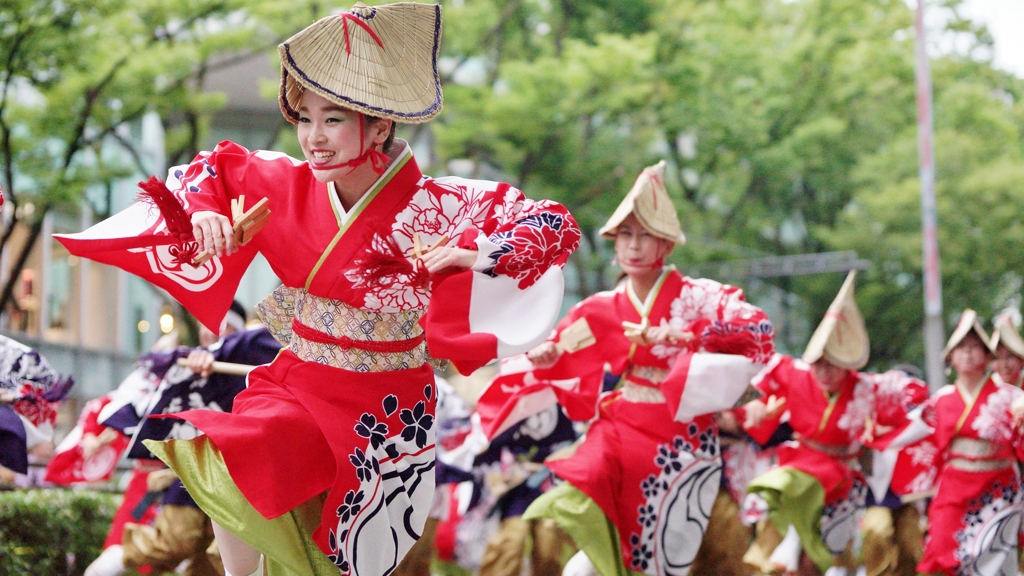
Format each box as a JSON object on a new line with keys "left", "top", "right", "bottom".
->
{"left": 739, "top": 356, "right": 923, "bottom": 571}
{"left": 478, "top": 267, "right": 774, "bottom": 576}
{"left": 57, "top": 141, "right": 580, "bottom": 574}
{"left": 44, "top": 394, "right": 129, "bottom": 485}
{"left": 899, "top": 378, "right": 1024, "bottom": 576}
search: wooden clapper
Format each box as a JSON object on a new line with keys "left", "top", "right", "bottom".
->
{"left": 193, "top": 195, "right": 271, "bottom": 265}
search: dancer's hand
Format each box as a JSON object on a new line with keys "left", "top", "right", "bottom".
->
{"left": 417, "top": 246, "right": 477, "bottom": 273}
{"left": 645, "top": 319, "right": 692, "bottom": 346}
{"left": 147, "top": 468, "right": 178, "bottom": 492}
{"left": 81, "top": 433, "right": 102, "bottom": 459}
{"left": 191, "top": 210, "right": 236, "bottom": 259}
{"left": 0, "top": 389, "right": 15, "bottom": 404}
{"left": 528, "top": 341, "right": 561, "bottom": 368}
{"left": 1012, "top": 396, "right": 1024, "bottom": 430}
{"left": 186, "top": 349, "right": 216, "bottom": 378}
{"left": 81, "top": 428, "right": 119, "bottom": 459}
{"left": 743, "top": 399, "right": 768, "bottom": 429}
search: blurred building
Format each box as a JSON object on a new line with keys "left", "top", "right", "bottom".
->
{"left": 0, "top": 52, "right": 284, "bottom": 399}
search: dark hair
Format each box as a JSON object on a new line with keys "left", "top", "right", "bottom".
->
{"left": 366, "top": 115, "right": 397, "bottom": 152}
{"left": 229, "top": 299, "right": 248, "bottom": 323}
{"left": 890, "top": 363, "right": 922, "bottom": 379}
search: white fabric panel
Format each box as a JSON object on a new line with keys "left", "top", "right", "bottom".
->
{"left": 867, "top": 449, "right": 899, "bottom": 504}
{"left": 674, "top": 354, "right": 764, "bottom": 422}
{"left": 885, "top": 405, "right": 934, "bottom": 450}
{"left": 97, "top": 368, "right": 157, "bottom": 425}
{"left": 488, "top": 387, "right": 559, "bottom": 439}
{"left": 19, "top": 416, "right": 53, "bottom": 448}
{"left": 469, "top": 267, "right": 564, "bottom": 360}
{"left": 769, "top": 524, "right": 802, "bottom": 573}
{"left": 439, "top": 414, "right": 489, "bottom": 473}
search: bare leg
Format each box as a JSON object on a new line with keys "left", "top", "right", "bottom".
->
{"left": 212, "top": 521, "right": 262, "bottom": 576}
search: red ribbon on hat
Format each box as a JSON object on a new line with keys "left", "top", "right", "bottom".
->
{"left": 339, "top": 12, "right": 384, "bottom": 55}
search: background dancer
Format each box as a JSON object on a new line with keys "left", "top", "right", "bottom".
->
{"left": 473, "top": 405, "right": 576, "bottom": 576}
{"left": 990, "top": 313, "right": 1024, "bottom": 388}
{"left": 478, "top": 160, "right": 775, "bottom": 576}
{"left": 858, "top": 364, "right": 934, "bottom": 576}
{"left": 0, "top": 333, "right": 74, "bottom": 485}
{"left": 740, "top": 272, "right": 923, "bottom": 576}
{"left": 86, "top": 308, "right": 280, "bottom": 576}
{"left": 898, "top": 310, "right": 1024, "bottom": 576}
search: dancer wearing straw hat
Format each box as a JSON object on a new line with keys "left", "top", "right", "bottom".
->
{"left": 990, "top": 313, "right": 1024, "bottom": 389}
{"left": 738, "top": 272, "right": 928, "bottom": 576}
{"left": 988, "top": 313, "right": 1024, "bottom": 576}
{"left": 884, "top": 311, "right": 1024, "bottom": 576}
{"left": 57, "top": 3, "right": 581, "bottom": 576}
{"left": 474, "top": 160, "right": 776, "bottom": 576}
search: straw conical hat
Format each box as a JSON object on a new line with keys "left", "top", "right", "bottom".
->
{"left": 598, "top": 160, "right": 685, "bottom": 244}
{"left": 278, "top": 2, "right": 443, "bottom": 125}
{"left": 801, "top": 271, "right": 869, "bottom": 370}
{"left": 942, "top": 309, "right": 992, "bottom": 360}
{"left": 990, "top": 314, "right": 1024, "bottom": 360}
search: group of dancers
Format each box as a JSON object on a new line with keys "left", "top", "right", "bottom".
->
{"left": 0, "top": 2, "right": 1020, "bottom": 576}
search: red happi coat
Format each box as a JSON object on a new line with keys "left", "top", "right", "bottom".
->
{"left": 911, "top": 379, "right": 1024, "bottom": 576}
{"left": 44, "top": 395, "right": 128, "bottom": 485}
{"left": 743, "top": 356, "right": 920, "bottom": 504}
{"left": 57, "top": 141, "right": 580, "bottom": 576}
{"left": 479, "top": 268, "right": 775, "bottom": 576}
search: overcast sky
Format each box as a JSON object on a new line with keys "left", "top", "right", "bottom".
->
{"left": 959, "top": 0, "right": 1024, "bottom": 77}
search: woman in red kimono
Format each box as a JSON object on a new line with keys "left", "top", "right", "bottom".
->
{"left": 475, "top": 160, "right": 775, "bottom": 576}
{"left": 57, "top": 4, "right": 580, "bottom": 576}
{"left": 902, "top": 310, "right": 1024, "bottom": 576}
{"left": 739, "top": 272, "right": 924, "bottom": 576}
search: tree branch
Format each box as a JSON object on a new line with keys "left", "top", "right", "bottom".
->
{"left": 63, "top": 54, "right": 131, "bottom": 169}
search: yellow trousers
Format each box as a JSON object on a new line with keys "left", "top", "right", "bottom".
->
{"left": 122, "top": 504, "right": 219, "bottom": 576}
{"left": 392, "top": 517, "right": 440, "bottom": 576}
{"left": 860, "top": 505, "right": 923, "bottom": 576}
{"left": 692, "top": 491, "right": 755, "bottom": 576}
{"left": 479, "top": 516, "right": 574, "bottom": 576}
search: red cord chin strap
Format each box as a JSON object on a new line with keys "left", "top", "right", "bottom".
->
{"left": 313, "top": 114, "right": 390, "bottom": 175}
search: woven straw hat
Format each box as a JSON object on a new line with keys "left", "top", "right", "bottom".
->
{"left": 599, "top": 160, "right": 686, "bottom": 244}
{"left": 942, "top": 309, "right": 992, "bottom": 360}
{"left": 990, "top": 314, "right": 1024, "bottom": 360}
{"left": 802, "top": 271, "right": 869, "bottom": 370}
{"left": 278, "top": 2, "right": 443, "bottom": 125}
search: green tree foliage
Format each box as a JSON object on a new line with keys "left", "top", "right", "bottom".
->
{"left": 3, "top": 0, "right": 1022, "bottom": 367}
{"left": 0, "top": 0, "right": 329, "bottom": 316}
{"left": 430, "top": 0, "right": 1024, "bottom": 367}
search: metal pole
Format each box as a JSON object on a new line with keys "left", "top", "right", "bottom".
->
{"left": 915, "top": 0, "right": 945, "bottom": 389}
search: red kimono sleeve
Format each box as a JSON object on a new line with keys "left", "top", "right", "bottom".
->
{"left": 739, "top": 354, "right": 789, "bottom": 445}
{"left": 173, "top": 141, "right": 255, "bottom": 217}
{"left": 454, "top": 183, "right": 581, "bottom": 290}
{"left": 658, "top": 279, "right": 776, "bottom": 422}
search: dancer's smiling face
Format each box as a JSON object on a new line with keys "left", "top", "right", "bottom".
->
{"left": 295, "top": 91, "right": 390, "bottom": 183}
{"left": 614, "top": 214, "right": 673, "bottom": 278}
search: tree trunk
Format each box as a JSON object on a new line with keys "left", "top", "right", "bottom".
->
{"left": 0, "top": 212, "right": 46, "bottom": 317}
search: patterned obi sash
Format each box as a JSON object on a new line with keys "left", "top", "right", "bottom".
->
{"left": 621, "top": 365, "right": 668, "bottom": 403}
{"left": 799, "top": 436, "right": 860, "bottom": 462}
{"left": 257, "top": 285, "right": 427, "bottom": 371}
{"left": 946, "top": 437, "right": 1015, "bottom": 472}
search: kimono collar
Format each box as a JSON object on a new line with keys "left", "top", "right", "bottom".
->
{"left": 625, "top": 265, "right": 674, "bottom": 317}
